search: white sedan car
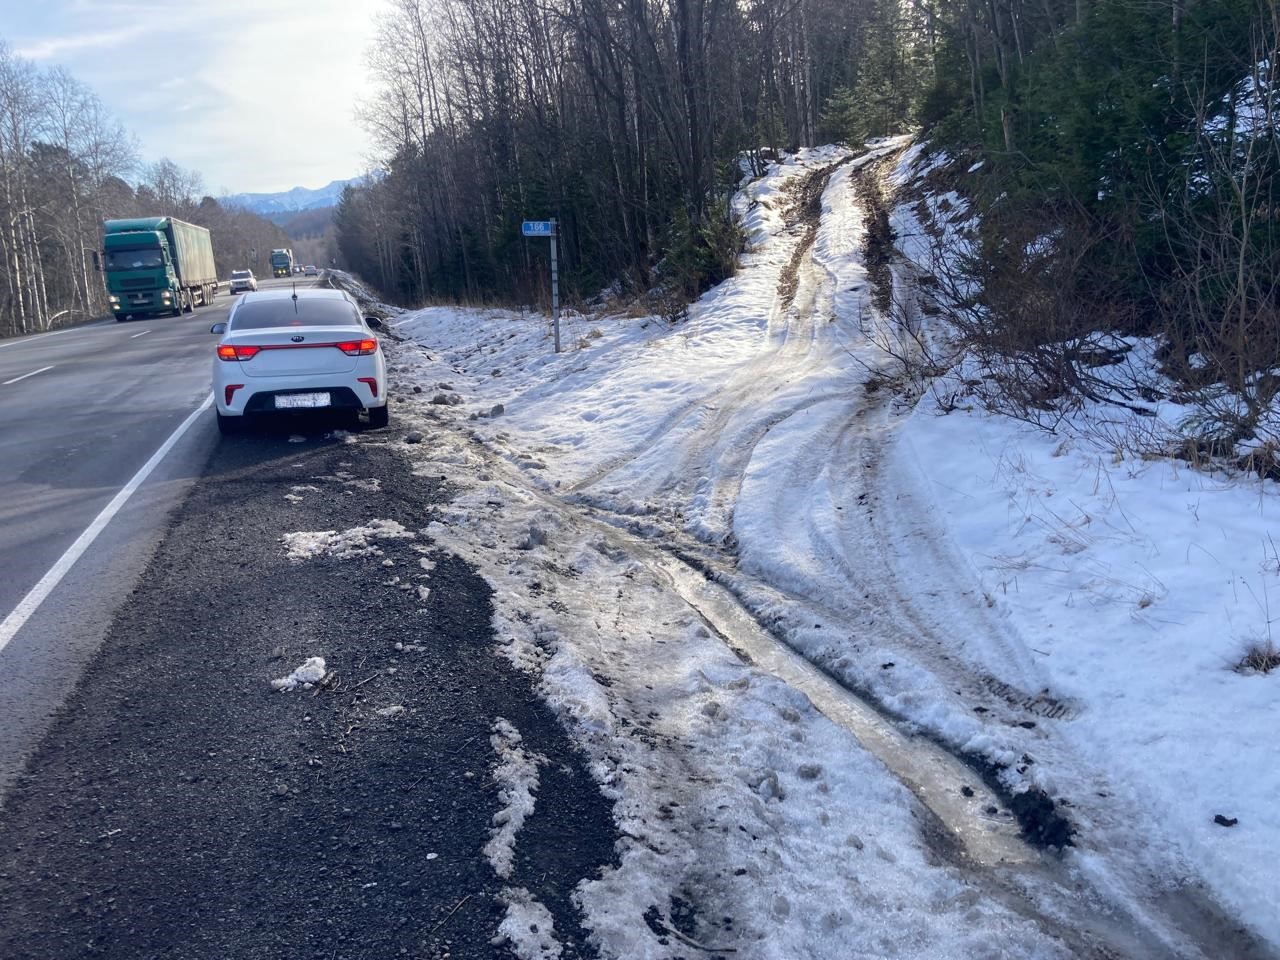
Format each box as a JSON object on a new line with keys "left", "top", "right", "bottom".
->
{"left": 210, "top": 288, "right": 388, "bottom": 434}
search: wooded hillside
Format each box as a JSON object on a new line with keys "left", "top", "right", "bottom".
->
{"left": 338, "top": 0, "right": 1275, "bottom": 385}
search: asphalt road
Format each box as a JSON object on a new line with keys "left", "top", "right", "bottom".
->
{"left": 0, "top": 433, "right": 616, "bottom": 959}
{"left": 0, "top": 277, "right": 309, "bottom": 796}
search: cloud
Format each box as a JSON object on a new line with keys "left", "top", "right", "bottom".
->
{"left": 15, "top": 23, "right": 152, "bottom": 59}
{"left": 6, "top": 0, "right": 387, "bottom": 192}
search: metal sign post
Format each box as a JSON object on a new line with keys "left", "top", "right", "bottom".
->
{"left": 521, "top": 219, "right": 561, "bottom": 353}
{"left": 549, "top": 219, "right": 560, "bottom": 353}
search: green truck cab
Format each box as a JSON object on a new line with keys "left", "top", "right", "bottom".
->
{"left": 102, "top": 217, "right": 218, "bottom": 320}
{"left": 270, "top": 248, "right": 294, "bottom": 278}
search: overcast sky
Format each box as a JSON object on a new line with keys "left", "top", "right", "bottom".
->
{"left": 2, "top": 0, "right": 386, "bottom": 194}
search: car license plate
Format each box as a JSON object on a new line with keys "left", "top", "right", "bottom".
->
{"left": 275, "top": 392, "right": 330, "bottom": 409}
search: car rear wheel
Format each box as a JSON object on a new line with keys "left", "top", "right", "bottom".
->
{"left": 216, "top": 411, "right": 243, "bottom": 436}
{"left": 367, "top": 404, "right": 389, "bottom": 429}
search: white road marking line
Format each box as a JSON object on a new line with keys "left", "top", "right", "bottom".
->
{"left": 2, "top": 365, "right": 54, "bottom": 385}
{"left": 0, "top": 319, "right": 112, "bottom": 351}
{"left": 130, "top": 330, "right": 151, "bottom": 339}
{"left": 0, "top": 329, "right": 69, "bottom": 350}
{"left": 0, "top": 393, "right": 214, "bottom": 655}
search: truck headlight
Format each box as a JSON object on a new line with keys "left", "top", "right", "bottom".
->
{"left": 161, "top": 292, "right": 172, "bottom": 300}
{"left": 108, "top": 295, "right": 119, "bottom": 304}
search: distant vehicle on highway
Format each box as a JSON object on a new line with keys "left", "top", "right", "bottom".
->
{"left": 101, "top": 217, "right": 218, "bottom": 320}
{"left": 269, "top": 248, "right": 294, "bottom": 278}
{"left": 303, "top": 264, "right": 319, "bottom": 276}
{"left": 228, "top": 269, "right": 258, "bottom": 294}
{"left": 209, "top": 288, "right": 388, "bottom": 435}
{"left": 292, "top": 264, "right": 303, "bottom": 274}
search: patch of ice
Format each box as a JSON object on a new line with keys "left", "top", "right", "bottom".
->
{"left": 496, "top": 887, "right": 562, "bottom": 960}
{"left": 271, "top": 657, "right": 326, "bottom": 691}
{"left": 282, "top": 519, "right": 415, "bottom": 560}
{"left": 484, "top": 719, "right": 546, "bottom": 880}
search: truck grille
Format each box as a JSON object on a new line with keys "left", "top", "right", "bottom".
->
{"left": 120, "top": 278, "right": 155, "bottom": 290}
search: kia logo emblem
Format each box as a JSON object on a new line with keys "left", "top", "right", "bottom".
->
{"left": 291, "top": 335, "right": 304, "bottom": 342}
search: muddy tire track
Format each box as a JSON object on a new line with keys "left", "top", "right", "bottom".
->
{"left": 776, "top": 156, "right": 854, "bottom": 310}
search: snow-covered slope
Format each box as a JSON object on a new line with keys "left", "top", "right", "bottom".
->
{"left": 367, "top": 140, "right": 1279, "bottom": 958}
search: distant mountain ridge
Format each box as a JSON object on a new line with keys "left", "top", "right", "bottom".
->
{"left": 221, "top": 177, "right": 363, "bottom": 215}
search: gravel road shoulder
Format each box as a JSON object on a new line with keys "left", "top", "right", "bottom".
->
{"left": 0, "top": 421, "right": 617, "bottom": 960}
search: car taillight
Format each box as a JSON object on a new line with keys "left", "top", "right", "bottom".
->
{"left": 217, "top": 344, "right": 261, "bottom": 361}
{"left": 336, "top": 339, "right": 378, "bottom": 356}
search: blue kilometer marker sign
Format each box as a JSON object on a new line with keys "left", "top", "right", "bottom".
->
{"left": 522, "top": 220, "right": 555, "bottom": 237}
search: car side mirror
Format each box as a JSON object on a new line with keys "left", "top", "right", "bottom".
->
{"left": 365, "top": 317, "right": 383, "bottom": 329}
{"left": 210, "top": 323, "right": 227, "bottom": 334}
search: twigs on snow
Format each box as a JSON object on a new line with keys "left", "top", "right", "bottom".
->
{"left": 661, "top": 919, "right": 737, "bottom": 954}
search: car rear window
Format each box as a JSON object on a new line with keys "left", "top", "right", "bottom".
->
{"left": 230, "top": 298, "right": 361, "bottom": 330}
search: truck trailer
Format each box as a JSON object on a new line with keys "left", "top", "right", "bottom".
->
{"left": 102, "top": 217, "right": 218, "bottom": 320}
{"left": 270, "top": 248, "right": 294, "bottom": 278}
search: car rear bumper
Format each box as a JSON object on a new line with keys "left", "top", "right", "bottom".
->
{"left": 215, "top": 378, "right": 387, "bottom": 416}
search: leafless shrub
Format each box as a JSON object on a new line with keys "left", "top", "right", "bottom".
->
{"left": 1238, "top": 639, "right": 1280, "bottom": 674}
{"left": 646, "top": 286, "right": 691, "bottom": 325}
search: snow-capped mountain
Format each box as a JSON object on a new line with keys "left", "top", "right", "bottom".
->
{"left": 221, "top": 177, "right": 363, "bottom": 215}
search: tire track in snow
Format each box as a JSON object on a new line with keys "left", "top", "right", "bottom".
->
{"left": 575, "top": 150, "right": 1073, "bottom": 724}
{"left": 567, "top": 156, "right": 852, "bottom": 508}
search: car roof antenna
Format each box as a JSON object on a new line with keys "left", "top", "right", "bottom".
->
{"left": 292, "top": 281, "right": 299, "bottom": 313}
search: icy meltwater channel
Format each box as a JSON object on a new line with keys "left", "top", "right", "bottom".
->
{"left": 650, "top": 552, "right": 1031, "bottom": 867}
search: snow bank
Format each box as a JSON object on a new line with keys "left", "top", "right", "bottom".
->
{"left": 902, "top": 379, "right": 1280, "bottom": 938}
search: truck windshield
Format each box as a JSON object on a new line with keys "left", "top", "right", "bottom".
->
{"left": 105, "top": 247, "right": 165, "bottom": 271}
